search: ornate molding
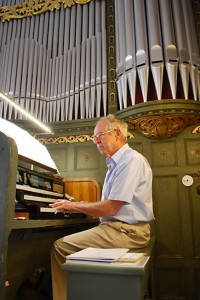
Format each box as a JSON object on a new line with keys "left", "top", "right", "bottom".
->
{"left": 107, "top": 0, "right": 117, "bottom": 113}
{"left": 192, "top": 125, "right": 200, "bottom": 134}
{"left": 39, "top": 134, "right": 92, "bottom": 145}
{"left": 39, "top": 132, "right": 134, "bottom": 145}
{"left": 0, "top": 0, "right": 92, "bottom": 22}
{"left": 128, "top": 114, "right": 200, "bottom": 139}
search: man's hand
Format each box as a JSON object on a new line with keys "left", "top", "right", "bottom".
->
{"left": 50, "top": 199, "right": 75, "bottom": 212}
{"left": 50, "top": 198, "right": 125, "bottom": 217}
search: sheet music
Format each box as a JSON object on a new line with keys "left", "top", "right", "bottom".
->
{"left": 66, "top": 247, "right": 129, "bottom": 262}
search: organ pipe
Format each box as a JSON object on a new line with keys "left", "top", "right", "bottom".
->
{"left": 0, "top": 0, "right": 199, "bottom": 125}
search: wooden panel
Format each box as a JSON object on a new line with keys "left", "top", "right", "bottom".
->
{"left": 184, "top": 138, "right": 200, "bottom": 165}
{"left": 75, "top": 145, "right": 101, "bottom": 171}
{"left": 189, "top": 175, "right": 200, "bottom": 257}
{"left": 151, "top": 140, "right": 177, "bottom": 167}
{"left": 128, "top": 140, "right": 144, "bottom": 155}
{"left": 156, "top": 268, "right": 187, "bottom": 299}
{"left": 195, "top": 269, "right": 200, "bottom": 298}
{"left": 153, "top": 175, "right": 184, "bottom": 257}
{"left": 63, "top": 177, "right": 101, "bottom": 203}
{"left": 48, "top": 147, "right": 68, "bottom": 172}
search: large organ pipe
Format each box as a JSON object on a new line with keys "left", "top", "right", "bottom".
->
{"left": 99, "top": 0, "right": 106, "bottom": 117}
{"left": 53, "top": 56, "right": 59, "bottom": 120}
{"left": 124, "top": 0, "right": 136, "bottom": 106}
{"left": 73, "top": 4, "right": 82, "bottom": 119}
{"left": 75, "top": 45, "right": 81, "bottom": 119}
{"left": 95, "top": 0, "right": 101, "bottom": 33}
{"left": 4, "top": 42, "right": 11, "bottom": 95}
{"left": 10, "top": 38, "right": 19, "bottom": 106}
{"left": 36, "top": 45, "right": 43, "bottom": 119}
{"left": 80, "top": 41, "right": 86, "bottom": 119}
{"left": 20, "top": 38, "right": 29, "bottom": 120}
{"left": 63, "top": 8, "right": 70, "bottom": 54}
{"left": 65, "top": 50, "right": 71, "bottom": 119}
{"left": 115, "top": 0, "right": 125, "bottom": 76}
{"left": 79, "top": 4, "right": 88, "bottom": 119}
{"left": 115, "top": 0, "right": 127, "bottom": 109}
{"left": 31, "top": 42, "right": 39, "bottom": 116}
{"left": 89, "top": 2, "right": 97, "bottom": 118}
{"left": 85, "top": 0, "right": 94, "bottom": 118}
{"left": 61, "top": 52, "right": 68, "bottom": 121}
{"left": 26, "top": 39, "right": 35, "bottom": 111}
{"left": 58, "top": 7, "right": 64, "bottom": 56}
{"left": 182, "top": 0, "right": 199, "bottom": 100}
{"left": 159, "top": 0, "right": 178, "bottom": 100}
{"left": 146, "top": 0, "right": 164, "bottom": 100}
{"left": 101, "top": 28, "right": 107, "bottom": 116}
{"left": 96, "top": 32, "right": 102, "bottom": 117}
{"left": 39, "top": 47, "right": 47, "bottom": 122}
{"left": 90, "top": 35, "right": 96, "bottom": 118}
{"left": 89, "top": 0, "right": 94, "bottom": 37}
{"left": 69, "top": 47, "right": 76, "bottom": 120}
{"left": 21, "top": 38, "right": 29, "bottom": 98}
{"left": 85, "top": 38, "right": 91, "bottom": 118}
{"left": 134, "top": 0, "right": 149, "bottom": 102}
{"left": 124, "top": 0, "right": 135, "bottom": 70}
{"left": 171, "top": 0, "right": 190, "bottom": 99}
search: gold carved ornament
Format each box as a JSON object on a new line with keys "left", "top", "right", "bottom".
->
{"left": 192, "top": 126, "right": 200, "bottom": 134}
{"left": 37, "top": 114, "right": 200, "bottom": 144}
{"left": 0, "top": 0, "right": 92, "bottom": 22}
{"left": 39, "top": 132, "right": 134, "bottom": 145}
{"left": 128, "top": 114, "right": 200, "bottom": 139}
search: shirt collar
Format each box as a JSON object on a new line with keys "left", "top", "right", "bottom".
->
{"left": 106, "top": 143, "right": 129, "bottom": 170}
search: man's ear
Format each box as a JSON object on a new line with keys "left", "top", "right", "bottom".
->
{"left": 115, "top": 128, "right": 121, "bottom": 138}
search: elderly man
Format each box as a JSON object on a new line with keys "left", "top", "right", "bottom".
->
{"left": 50, "top": 114, "right": 154, "bottom": 300}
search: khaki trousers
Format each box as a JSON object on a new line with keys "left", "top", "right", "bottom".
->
{"left": 51, "top": 221, "right": 150, "bottom": 300}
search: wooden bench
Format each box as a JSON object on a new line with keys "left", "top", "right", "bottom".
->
{"left": 62, "top": 235, "right": 155, "bottom": 300}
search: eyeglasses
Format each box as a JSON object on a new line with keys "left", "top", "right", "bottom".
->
{"left": 92, "top": 130, "right": 114, "bottom": 143}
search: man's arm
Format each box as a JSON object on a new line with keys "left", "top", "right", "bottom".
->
{"left": 49, "top": 199, "right": 124, "bottom": 217}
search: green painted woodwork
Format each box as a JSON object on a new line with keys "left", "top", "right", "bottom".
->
{"left": 47, "top": 123, "right": 200, "bottom": 300}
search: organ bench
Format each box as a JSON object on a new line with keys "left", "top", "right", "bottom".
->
{"left": 62, "top": 231, "right": 155, "bottom": 300}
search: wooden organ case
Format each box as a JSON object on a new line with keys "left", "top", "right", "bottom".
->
{"left": 0, "top": 131, "right": 100, "bottom": 299}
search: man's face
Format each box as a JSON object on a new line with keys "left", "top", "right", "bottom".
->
{"left": 93, "top": 120, "right": 117, "bottom": 157}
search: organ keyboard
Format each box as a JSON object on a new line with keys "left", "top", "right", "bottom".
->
{"left": 15, "top": 160, "right": 65, "bottom": 219}
{"left": 15, "top": 177, "right": 86, "bottom": 220}
{"left": 0, "top": 130, "right": 100, "bottom": 300}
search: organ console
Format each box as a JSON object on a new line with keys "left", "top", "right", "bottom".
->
{"left": 0, "top": 130, "right": 100, "bottom": 299}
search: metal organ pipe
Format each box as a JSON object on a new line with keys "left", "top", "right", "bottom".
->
{"left": 124, "top": 0, "right": 136, "bottom": 106}
{"left": 146, "top": 0, "right": 164, "bottom": 100}
{"left": 182, "top": 0, "right": 199, "bottom": 100}
{"left": 0, "top": 0, "right": 199, "bottom": 123}
{"left": 170, "top": 0, "right": 190, "bottom": 99}
{"left": 114, "top": 0, "right": 127, "bottom": 109}
{"left": 134, "top": 0, "right": 149, "bottom": 102}
{"left": 159, "top": 0, "right": 178, "bottom": 99}
{"left": 0, "top": 0, "right": 109, "bottom": 121}
{"left": 113, "top": 0, "right": 199, "bottom": 107}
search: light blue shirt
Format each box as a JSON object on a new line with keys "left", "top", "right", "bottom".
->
{"left": 100, "top": 144, "right": 154, "bottom": 224}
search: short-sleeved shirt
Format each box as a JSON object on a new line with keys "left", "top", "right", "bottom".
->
{"left": 100, "top": 144, "right": 154, "bottom": 224}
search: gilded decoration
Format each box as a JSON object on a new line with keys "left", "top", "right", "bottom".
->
{"left": 192, "top": 125, "right": 200, "bottom": 134}
{"left": 0, "top": 0, "right": 92, "bottom": 22}
{"left": 107, "top": 0, "right": 117, "bottom": 112}
{"left": 39, "top": 132, "right": 134, "bottom": 145}
{"left": 37, "top": 113, "right": 200, "bottom": 144}
{"left": 127, "top": 114, "right": 200, "bottom": 139}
